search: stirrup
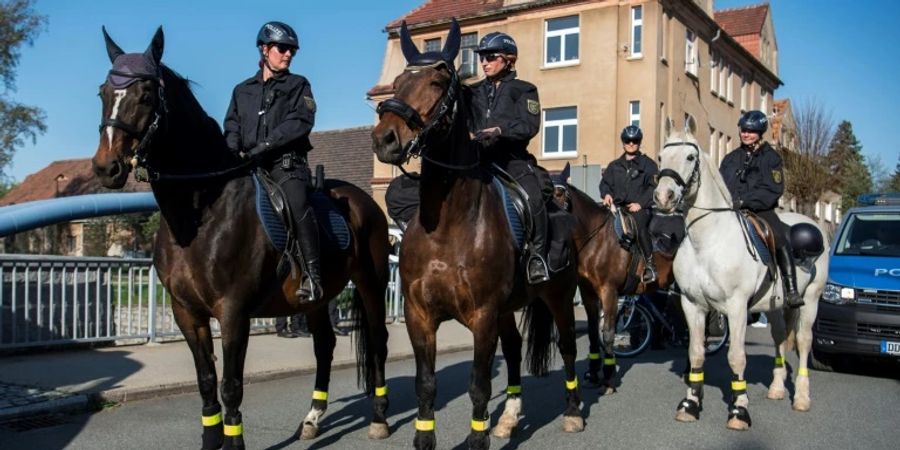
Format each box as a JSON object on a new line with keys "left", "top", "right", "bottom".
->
{"left": 526, "top": 255, "right": 550, "bottom": 284}
{"left": 642, "top": 265, "right": 657, "bottom": 284}
{"left": 295, "top": 276, "right": 323, "bottom": 304}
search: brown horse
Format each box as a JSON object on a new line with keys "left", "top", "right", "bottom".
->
{"left": 372, "top": 21, "right": 582, "bottom": 450}
{"left": 552, "top": 182, "right": 675, "bottom": 392}
{"left": 91, "top": 27, "right": 390, "bottom": 449}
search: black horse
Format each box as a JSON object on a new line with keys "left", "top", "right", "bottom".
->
{"left": 372, "top": 21, "right": 582, "bottom": 450}
{"left": 91, "top": 27, "right": 391, "bottom": 449}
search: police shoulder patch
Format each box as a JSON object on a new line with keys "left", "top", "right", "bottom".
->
{"left": 304, "top": 96, "right": 316, "bottom": 112}
{"left": 772, "top": 170, "right": 782, "bottom": 184}
{"left": 527, "top": 99, "right": 540, "bottom": 115}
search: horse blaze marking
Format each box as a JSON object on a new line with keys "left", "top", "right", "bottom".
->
{"left": 107, "top": 89, "right": 127, "bottom": 147}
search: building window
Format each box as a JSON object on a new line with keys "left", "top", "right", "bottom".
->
{"left": 459, "top": 32, "right": 478, "bottom": 78}
{"left": 545, "top": 15, "right": 580, "bottom": 66}
{"left": 685, "top": 29, "right": 698, "bottom": 76}
{"left": 629, "top": 101, "right": 640, "bottom": 127}
{"left": 630, "top": 6, "right": 642, "bottom": 57}
{"left": 659, "top": 103, "right": 667, "bottom": 150}
{"left": 741, "top": 77, "right": 749, "bottom": 112}
{"left": 709, "top": 127, "right": 717, "bottom": 159}
{"left": 760, "top": 90, "right": 769, "bottom": 115}
{"left": 424, "top": 38, "right": 441, "bottom": 53}
{"left": 543, "top": 106, "right": 578, "bottom": 156}
{"left": 726, "top": 66, "right": 734, "bottom": 103}
{"left": 710, "top": 51, "right": 718, "bottom": 94}
{"left": 659, "top": 11, "right": 669, "bottom": 63}
{"left": 719, "top": 132, "right": 726, "bottom": 166}
{"left": 719, "top": 63, "right": 727, "bottom": 100}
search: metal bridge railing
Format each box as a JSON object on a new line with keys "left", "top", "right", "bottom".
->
{"left": 0, "top": 254, "right": 404, "bottom": 350}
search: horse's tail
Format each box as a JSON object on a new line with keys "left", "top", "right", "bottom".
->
{"left": 523, "top": 299, "right": 557, "bottom": 377}
{"left": 350, "top": 287, "right": 374, "bottom": 394}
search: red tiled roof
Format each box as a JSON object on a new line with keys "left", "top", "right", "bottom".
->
{"left": 0, "top": 158, "right": 150, "bottom": 206}
{"left": 388, "top": 0, "right": 504, "bottom": 28}
{"left": 714, "top": 3, "right": 768, "bottom": 37}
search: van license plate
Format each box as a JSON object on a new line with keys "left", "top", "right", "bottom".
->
{"left": 881, "top": 340, "right": 900, "bottom": 355}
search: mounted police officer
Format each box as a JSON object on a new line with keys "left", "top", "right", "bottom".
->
{"left": 720, "top": 110, "right": 802, "bottom": 308}
{"left": 467, "top": 32, "right": 554, "bottom": 284}
{"left": 599, "top": 125, "right": 659, "bottom": 283}
{"left": 223, "top": 21, "right": 322, "bottom": 303}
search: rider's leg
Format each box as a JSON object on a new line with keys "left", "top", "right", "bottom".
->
{"left": 274, "top": 154, "right": 322, "bottom": 303}
{"left": 508, "top": 160, "right": 550, "bottom": 284}
{"left": 633, "top": 209, "right": 657, "bottom": 283}
{"left": 759, "top": 210, "right": 802, "bottom": 308}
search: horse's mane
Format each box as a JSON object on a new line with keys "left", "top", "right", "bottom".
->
{"left": 158, "top": 64, "right": 224, "bottom": 138}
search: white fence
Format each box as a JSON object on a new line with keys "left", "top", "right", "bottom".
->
{"left": 0, "top": 254, "right": 404, "bottom": 350}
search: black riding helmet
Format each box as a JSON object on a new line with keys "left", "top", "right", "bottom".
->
{"left": 256, "top": 21, "right": 299, "bottom": 49}
{"left": 738, "top": 110, "right": 768, "bottom": 133}
{"left": 475, "top": 32, "right": 517, "bottom": 56}
{"left": 620, "top": 125, "right": 643, "bottom": 143}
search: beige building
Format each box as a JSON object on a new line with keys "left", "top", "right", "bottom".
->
{"left": 368, "top": 0, "right": 781, "bottom": 204}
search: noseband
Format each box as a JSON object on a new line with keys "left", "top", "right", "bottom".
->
{"left": 658, "top": 141, "right": 701, "bottom": 200}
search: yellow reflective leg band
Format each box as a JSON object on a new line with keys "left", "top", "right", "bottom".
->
{"left": 565, "top": 378, "right": 578, "bottom": 390}
{"left": 201, "top": 412, "right": 222, "bottom": 427}
{"left": 415, "top": 419, "right": 435, "bottom": 431}
{"left": 604, "top": 357, "right": 616, "bottom": 365}
{"left": 312, "top": 390, "right": 329, "bottom": 401}
{"left": 798, "top": 367, "right": 809, "bottom": 377}
{"left": 375, "top": 386, "right": 388, "bottom": 397}
{"left": 506, "top": 385, "right": 522, "bottom": 395}
{"left": 774, "top": 356, "right": 785, "bottom": 366}
{"left": 589, "top": 353, "right": 600, "bottom": 360}
{"left": 471, "top": 419, "right": 489, "bottom": 432}
{"left": 688, "top": 372, "right": 704, "bottom": 382}
{"left": 223, "top": 423, "right": 243, "bottom": 437}
{"left": 731, "top": 380, "right": 747, "bottom": 391}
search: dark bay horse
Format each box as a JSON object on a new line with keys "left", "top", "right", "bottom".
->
{"left": 91, "top": 27, "right": 390, "bottom": 449}
{"left": 372, "top": 21, "right": 582, "bottom": 450}
{"left": 552, "top": 183, "right": 675, "bottom": 392}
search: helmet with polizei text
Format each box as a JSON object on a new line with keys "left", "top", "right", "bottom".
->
{"left": 256, "top": 21, "right": 299, "bottom": 49}
{"left": 738, "top": 110, "right": 768, "bottom": 133}
{"left": 476, "top": 32, "right": 517, "bottom": 56}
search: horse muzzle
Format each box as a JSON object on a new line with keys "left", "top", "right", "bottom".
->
{"left": 92, "top": 153, "right": 131, "bottom": 189}
{"left": 371, "top": 127, "right": 406, "bottom": 165}
{"left": 653, "top": 184, "right": 679, "bottom": 213}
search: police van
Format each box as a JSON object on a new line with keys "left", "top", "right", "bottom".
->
{"left": 812, "top": 193, "right": 900, "bottom": 370}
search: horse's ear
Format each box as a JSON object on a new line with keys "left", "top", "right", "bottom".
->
{"left": 399, "top": 21, "right": 421, "bottom": 63}
{"left": 102, "top": 26, "right": 124, "bottom": 63}
{"left": 442, "top": 18, "right": 460, "bottom": 62}
{"left": 684, "top": 115, "right": 697, "bottom": 135}
{"left": 665, "top": 117, "right": 674, "bottom": 138}
{"left": 144, "top": 26, "right": 164, "bottom": 66}
{"left": 560, "top": 162, "right": 571, "bottom": 183}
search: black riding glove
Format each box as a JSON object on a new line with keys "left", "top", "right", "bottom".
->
{"left": 245, "top": 142, "right": 271, "bottom": 161}
{"left": 474, "top": 128, "right": 501, "bottom": 147}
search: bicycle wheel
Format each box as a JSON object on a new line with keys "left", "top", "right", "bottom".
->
{"left": 704, "top": 312, "right": 729, "bottom": 355}
{"left": 609, "top": 302, "right": 653, "bottom": 357}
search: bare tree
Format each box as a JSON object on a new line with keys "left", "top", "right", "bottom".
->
{"left": 778, "top": 98, "right": 835, "bottom": 216}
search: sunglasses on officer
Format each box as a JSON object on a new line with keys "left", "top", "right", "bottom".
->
{"left": 270, "top": 43, "right": 297, "bottom": 54}
{"left": 479, "top": 53, "right": 504, "bottom": 62}
{"left": 623, "top": 140, "right": 641, "bottom": 145}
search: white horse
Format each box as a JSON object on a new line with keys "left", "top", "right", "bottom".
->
{"left": 653, "top": 131, "right": 829, "bottom": 430}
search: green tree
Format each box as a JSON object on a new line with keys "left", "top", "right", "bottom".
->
{"left": 826, "top": 121, "right": 872, "bottom": 209}
{"left": 887, "top": 157, "right": 900, "bottom": 193}
{"left": 0, "top": 0, "right": 47, "bottom": 177}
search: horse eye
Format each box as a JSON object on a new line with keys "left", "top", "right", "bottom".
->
{"left": 687, "top": 154, "right": 696, "bottom": 162}
{"left": 140, "top": 93, "right": 153, "bottom": 104}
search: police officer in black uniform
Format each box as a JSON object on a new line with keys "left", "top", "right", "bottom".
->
{"left": 720, "top": 110, "right": 802, "bottom": 308}
{"left": 224, "top": 21, "right": 322, "bottom": 303}
{"left": 468, "top": 32, "right": 553, "bottom": 284}
{"left": 599, "top": 125, "right": 659, "bottom": 283}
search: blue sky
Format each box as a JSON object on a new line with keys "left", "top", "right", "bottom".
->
{"left": 6, "top": 0, "right": 898, "bottom": 181}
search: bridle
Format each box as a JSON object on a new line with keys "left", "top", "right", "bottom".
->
{"left": 376, "top": 61, "right": 478, "bottom": 177}
{"left": 657, "top": 141, "right": 733, "bottom": 228}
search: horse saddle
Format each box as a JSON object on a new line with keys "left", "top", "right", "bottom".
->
{"left": 739, "top": 211, "right": 776, "bottom": 270}
{"left": 252, "top": 168, "right": 351, "bottom": 254}
{"left": 612, "top": 209, "right": 638, "bottom": 251}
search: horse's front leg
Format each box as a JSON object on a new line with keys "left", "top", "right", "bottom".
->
{"left": 172, "top": 301, "right": 222, "bottom": 450}
{"left": 466, "top": 312, "right": 500, "bottom": 450}
{"left": 725, "top": 303, "right": 751, "bottom": 431}
{"left": 766, "top": 309, "right": 789, "bottom": 401}
{"left": 297, "top": 305, "right": 336, "bottom": 440}
{"left": 405, "top": 299, "right": 438, "bottom": 450}
{"left": 218, "top": 310, "right": 252, "bottom": 450}
{"left": 492, "top": 313, "right": 522, "bottom": 439}
{"left": 675, "top": 296, "right": 707, "bottom": 423}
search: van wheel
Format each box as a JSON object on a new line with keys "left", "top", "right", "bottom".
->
{"left": 810, "top": 349, "right": 834, "bottom": 372}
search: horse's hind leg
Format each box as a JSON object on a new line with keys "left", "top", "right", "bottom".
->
{"left": 218, "top": 311, "right": 252, "bottom": 450}
{"left": 791, "top": 299, "right": 818, "bottom": 412}
{"left": 545, "top": 289, "right": 585, "bottom": 433}
{"left": 354, "top": 277, "right": 391, "bottom": 439}
{"left": 296, "top": 304, "right": 336, "bottom": 440}
{"left": 466, "top": 313, "right": 501, "bottom": 450}
{"left": 405, "top": 302, "right": 438, "bottom": 450}
{"left": 598, "top": 285, "right": 619, "bottom": 394}
{"left": 173, "top": 302, "right": 223, "bottom": 450}
{"left": 493, "top": 313, "right": 522, "bottom": 439}
{"left": 767, "top": 310, "right": 789, "bottom": 401}
{"left": 675, "top": 297, "right": 707, "bottom": 423}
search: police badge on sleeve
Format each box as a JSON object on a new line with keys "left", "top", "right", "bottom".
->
{"left": 772, "top": 170, "right": 782, "bottom": 184}
{"left": 527, "top": 99, "right": 540, "bottom": 115}
{"left": 304, "top": 96, "right": 317, "bottom": 112}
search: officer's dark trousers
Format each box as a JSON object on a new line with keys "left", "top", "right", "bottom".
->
{"left": 632, "top": 208, "right": 652, "bottom": 258}
{"left": 265, "top": 153, "right": 318, "bottom": 263}
{"left": 754, "top": 209, "right": 789, "bottom": 250}
{"left": 503, "top": 159, "right": 553, "bottom": 257}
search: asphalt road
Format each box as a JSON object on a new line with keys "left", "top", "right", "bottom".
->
{"left": 1, "top": 326, "right": 897, "bottom": 450}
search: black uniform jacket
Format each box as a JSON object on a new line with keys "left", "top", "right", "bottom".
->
{"left": 466, "top": 71, "right": 540, "bottom": 164}
{"left": 719, "top": 142, "right": 784, "bottom": 212}
{"left": 599, "top": 152, "right": 659, "bottom": 209}
{"left": 224, "top": 70, "right": 316, "bottom": 161}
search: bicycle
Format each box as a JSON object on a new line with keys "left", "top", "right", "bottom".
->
{"left": 603, "top": 290, "right": 729, "bottom": 357}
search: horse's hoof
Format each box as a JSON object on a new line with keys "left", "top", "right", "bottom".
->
{"left": 726, "top": 417, "right": 751, "bottom": 431}
{"left": 675, "top": 410, "right": 698, "bottom": 423}
{"left": 792, "top": 398, "right": 811, "bottom": 412}
{"left": 561, "top": 415, "right": 584, "bottom": 433}
{"left": 766, "top": 388, "right": 786, "bottom": 400}
{"left": 298, "top": 422, "right": 319, "bottom": 440}
{"left": 602, "top": 384, "right": 617, "bottom": 396}
{"left": 492, "top": 414, "right": 518, "bottom": 439}
{"left": 368, "top": 422, "right": 390, "bottom": 439}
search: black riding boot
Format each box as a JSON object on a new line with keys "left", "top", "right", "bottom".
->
{"left": 637, "top": 228, "right": 657, "bottom": 284}
{"left": 527, "top": 207, "right": 550, "bottom": 284}
{"left": 294, "top": 208, "right": 323, "bottom": 303}
{"left": 776, "top": 245, "right": 803, "bottom": 308}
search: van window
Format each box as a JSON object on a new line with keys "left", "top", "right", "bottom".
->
{"left": 835, "top": 212, "right": 900, "bottom": 257}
